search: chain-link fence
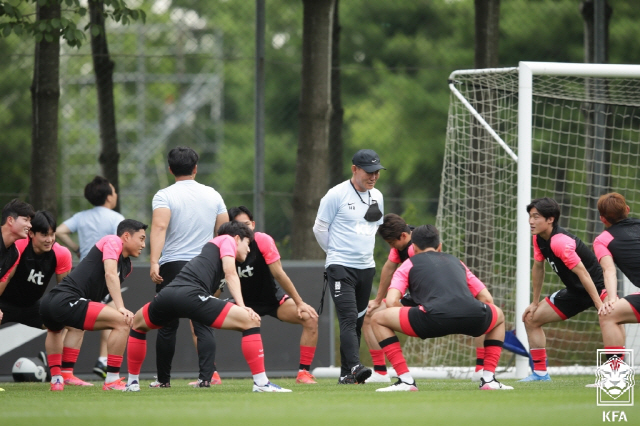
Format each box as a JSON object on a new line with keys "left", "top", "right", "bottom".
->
{"left": 2, "top": 0, "right": 640, "bottom": 269}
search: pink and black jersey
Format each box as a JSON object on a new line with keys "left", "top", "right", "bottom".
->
{"left": 168, "top": 235, "right": 236, "bottom": 295}
{"left": 0, "top": 239, "right": 72, "bottom": 307}
{"left": 0, "top": 233, "right": 20, "bottom": 282}
{"left": 235, "top": 232, "right": 281, "bottom": 305}
{"left": 594, "top": 218, "right": 640, "bottom": 287}
{"left": 390, "top": 251, "right": 485, "bottom": 317}
{"left": 49, "top": 235, "right": 131, "bottom": 302}
{"left": 533, "top": 226, "right": 604, "bottom": 293}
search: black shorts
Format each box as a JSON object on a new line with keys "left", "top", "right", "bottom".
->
{"left": 145, "top": 285, "right": 232, "bottom": 329}
{"left": 0, "top": 299, "right": 44, "bottom": 329}
{"left": 401, "top": 303, "right": 497, "bottom": 340}
{"left": 39, "top": 290, "right": 105, "bottom": 332}
{"left": 243, "top": 287, "right": 290, "bottom": 318}
{"left": 624, "top": 293, "right": 640, "bottom": 321}
{"left": 545, "top": 287, "right": 606, "bottom": 320}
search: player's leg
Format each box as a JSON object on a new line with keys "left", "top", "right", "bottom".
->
{"left": 44, "top": 329, "right": 65, "bottom": 391}
{"left": 363, "top": 301, "right": 391, "bottom": 382}
{"left": 521, "top": 298, "right": 563, "bottom": 381}
{"left": 349, "top": 267, "right": 375, "bottom": 383}
{"left": 192, "top": 321, "right": 217, "bottom": 385}
{"left": 61, "top": 327, "right": 92, "bottom": 386}
{"left": 600, "top": 295, "right": 640, "bottom": 354}
{"left": 472, "top": 289, "right": 493, "bottom": 380}
{"left": 276, "top": 298, "right": 318, "bottom": 383}
{"left": 94, "top": 298, "right": 117, "bottom": 380}
{"left": 478, "top": 305, "right": 512, "bottom": 390}
{"left": 123, "top": 305, "right": 158, "bottom": 392}
{"left": 188, "top": 320, "right": 221, "bottom": 386}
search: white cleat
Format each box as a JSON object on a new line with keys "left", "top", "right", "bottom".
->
{"left": 365, "top": 372, "right": 392, "bottom": 383}
{"left": 471, "top": 369, "right": 484, "bottom": 382}
{"left": 479, "top": 378, "right": 513, "bottom": 390}
{"left": 123, "top": 381, "right": 140, "bottom": 392}
{"left": 375, "top": 378, "right": 418, "bottom": 392}
{"left": 252, "top": 381, "right": 292, "bottom": 393}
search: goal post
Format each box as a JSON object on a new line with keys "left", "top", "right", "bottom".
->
{"left": 402, "top": 62, "right": 640, "bottom": 379}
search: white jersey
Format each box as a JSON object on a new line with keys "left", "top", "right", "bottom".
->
{"left": 62, "top": 206, "right": 125, "bottom": 260}
{"left": 316, "top": 180, "right": 384, "bottom": 269}
{"left": 152, "top": 180, "right": 227, "bottom": 264}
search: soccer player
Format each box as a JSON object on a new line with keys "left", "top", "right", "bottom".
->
{"left": 39, "top": 219, "right": 147, "bottom": 391}
{"left": 520, "top": 197, "right": 605, "bottom": 382}
{"left": 364, "top": 213, "right": 493, "bottom": 382}
{"left": 149, "top": 146, "right": 228, "bottom": 388}
{"left": 227, "top": 206, "right": 319, "bottom": 384}
{"left": 1, "top": 199, "right": 35, "bottom": 291}
{"left": 313, "top": 149, "right": 385, "bottom": 384}
{"left": 370, "top": 224, "right": 512, "bottom": 391}
{"left": 594, "top": 193, "right": 640, "bottom": 353}
{"left": 55, "top": 176, "right": 125, "bottom": 378}
{"left": 0, "top": 211, "right": 90, "bottom": 386}
{"left": 124, "top": 221, "right": 291, "bottom": 393}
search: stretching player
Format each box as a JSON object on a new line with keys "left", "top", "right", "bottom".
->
{"left": 370, "top": 225, "right": 512, "bottom": 391}
{"left": 0, "top": 211, "right": 90, "bottom": 386}
{"left": 364, "top": 213, "right": 493, "bottom": 382}
{"left": 227, "top": 206, "right": 319, "bottom": 384}
{"left": 1, "top": 199, "right": 35, "bottom": 291}
{"left": 124, "top": 221, "right": 291, "bottom": 393}
{"left": 521, "top": 197, "right": 605, "bottom": 382}
{"left": 594, "top": 193, "right": 640, "bottom": 354}
{"left": 39, "top": 219, "right": 147, "bottom": 391}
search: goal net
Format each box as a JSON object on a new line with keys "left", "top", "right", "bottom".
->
{"left": 402, "top": 62, "right": 640, "bottom": 377}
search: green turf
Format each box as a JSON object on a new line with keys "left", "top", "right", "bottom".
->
{"left": 0, "top": 376, "right": 636, "bottom": 426}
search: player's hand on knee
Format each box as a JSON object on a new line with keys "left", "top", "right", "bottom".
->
{"left": 297, "top": 302, "right": 318, "bottom": 320}
{"left": 118, "top": 307, "right": 135, "bottom": 326}
{"left": 522, "top": 303, "right": 537, "bottom": 322}
{"left": 366, "top": 299, "right": 381, "bottom": 316}
{"left": 244, "top": 306, "right": 261, "bottom": 322}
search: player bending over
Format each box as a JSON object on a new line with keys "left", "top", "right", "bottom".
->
{"left": 124, "top": 221, "right": 291, "bottom": 393}
{"left": 370, "top": 224, "right": 512, "bottom": 391}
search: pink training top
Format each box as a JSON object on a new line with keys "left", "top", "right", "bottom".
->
{"left": 390, "top": 257, "right": 486, "bottom": 297}
{"left": 210, "top": 234, "right": 237, "bottom": 258}
{"left": 14, "top": 238, "right": 73, "bottom": 274}
{"left": 96, "top": 235, "right": 124, "bottom": 261}
{"left": 254, "top": 232, "right": 281, "bottom": 265}
{"left": 593, "top": 230, "right": 614, "bottom": 262}
{"left": 532, "top": 233, "right": 581, "bottom": 269}
{"left": 388, "top": 244, "right": 415, "bottom": 263}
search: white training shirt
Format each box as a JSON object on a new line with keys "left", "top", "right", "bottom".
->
{"left": 62, "top": 206, "right": 125, "bottom": 260}
{"left": 315, "top": 180, "right": 384, "bottom": 269}
{"left": 152, "top": 180, "right": 227, "bottom": 264}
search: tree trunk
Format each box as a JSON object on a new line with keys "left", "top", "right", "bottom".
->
{"left": 90, "top": 0, "right": 120, "bottom": 211}
{"left": 291, "top": 0, "right": 335, "bottom": 260}
{"left": 328, "top": 0, "right": 343, "bottom": 188}
{"left": 474, "top": 0, "right": 500, "bottom": 69}
{"left": 30, "top": 2, "right": 61, "bottom": 215}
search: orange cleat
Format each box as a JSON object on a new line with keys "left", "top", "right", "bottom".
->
{"left": 102, "top": 378, "right": 127, "bottom": 391}
{"left": 296, "top": 369, "right": 317, "bottom": 384}
{"left": 50, "top": 378, "right": 64, "bottom": 391}
{"left": 63, "top": 374, "right": 94, "bottom": 386}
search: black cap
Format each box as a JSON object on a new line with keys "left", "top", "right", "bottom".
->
{"left": 352, "top": 149, "right": 386, "bottom": 173}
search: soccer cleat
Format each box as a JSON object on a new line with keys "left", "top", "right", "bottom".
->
{"left": 337, "top": 374, "right": 357, "bottom": 384}
{"left": 351, "top": 364, "right": 372, "bottom": 384}
{"left": 149, "top": 376, "right": 171, "bottom": 388}
{"left": 191, "top": 379, "right": 211, "bottom": 388}
{"left": 123, "top": 381, "right": 140, "bottom": 392}
{"left": 479, "top": 377, "right": 514, "bottom": 390}
{"left": 50, "top": 378, "right": 64, "bottom": 391}
{"left": 211, "top": 371, "right": 222, "bottom": 385}
{"left": 471, "top": 369, "right": 484, "bottom": 382}
{"left": 103, "top": 378, "right": 127, "bottom": 391}
{"left": 252, "top": 381, "right": 292, "bottom": 392}
{"left": 375, "top": 378, "right": 418, "bottom": 392}
{"left": 518, "top": 372, "right": 551, "bottom": 382}
{"left": 93, "top": 359, "right": 107, "bottom": 379}
{"left": 63, "top": 375, "right": 94, "bottom": 386}
{"left": 295, "top": 370, "right": 317, "bottom": 384}
{"left": 365, "top": 372, "right": 391, "bottom": 383}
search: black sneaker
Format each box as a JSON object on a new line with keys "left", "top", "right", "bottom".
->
{"left": 149, "top": 377, "right": 171, "bottom": 388}
{"left": 337, "top": 374, "right": 357, "bottom": 384}
{"left": 192, "top": 379, "right": 211, "bottom": 388}
{"left": 351, "top": 364, "right": 372, "bottom": 384}
{"left": 93, "top": 359, "right": 107, "bottom": 379}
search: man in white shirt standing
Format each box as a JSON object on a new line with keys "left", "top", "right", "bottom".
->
{"left": 313, "top": 149, "right": 385, "bottom": 384}
{"left": 149, "top": 146, "right": 229, "bottom": 388}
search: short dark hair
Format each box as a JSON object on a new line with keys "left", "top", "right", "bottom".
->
{"left": 1, "top": 199, "right": 35, "bottom": 226}
{"left": 31, "top": 210, "right": 57, "bottom": 234}
{"left": 84, "top": 176, "right": 114, "bottom": 206}
{"left": 228, "top": 206, "right": 253, "bottom": 222}
{"left": 597, "top": 192, "right": 628, "bottom": 225}
{"left": 411, "top": 224, "right": 440, "bottom": 250}
{"left": 117, "top": 219, "right": 148, "bottom": 237}
{"left": 217, "top": 221, "right": 254, "bottom": 242}
{"left": 526, "top": 197, "right": 560, "bottom": 227}
{"left": 168, "top": 146, "right": 199, "bottom": 177}
{"left": 378, "top": 213, "right": 410, "bottom": 241}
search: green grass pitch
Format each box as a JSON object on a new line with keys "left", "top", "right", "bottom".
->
{"left": 0, "top": 376, "right": 636, "bottom": 426}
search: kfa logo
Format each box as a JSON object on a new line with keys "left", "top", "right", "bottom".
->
{"left": 602, "top": 411, "right": 628, "bottom": 422}
{"left": 595, "top": 349, "right": 634, "bottom": 407}
{"left": 237, "top": 265, "right": 254, "bottom": 278}
{"left": 27, "top": 269, "right": 45, "bottom": 285}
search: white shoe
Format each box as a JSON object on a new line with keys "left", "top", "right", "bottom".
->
{"left": 376, "top": 378, "right": 418, "bottom": 392}
{"left": 252, "top": 381, "right": 292, "bottom": 392}
{"left": 479, "top": 378, "right": 513, "bottom": 390}
{"left": 471, "top": 369, "right": 484, "bottom": 382}
{"left": 123, "top": 381, "right": 140, "bottom": 392}
{"left": 365, "top": 372, "right": 392, "bottom": 383}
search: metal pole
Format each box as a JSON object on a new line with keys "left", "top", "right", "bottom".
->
{"left": 254, "top": 0, "right": 266, "bottom": 231}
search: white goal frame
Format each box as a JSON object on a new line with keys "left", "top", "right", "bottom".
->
{"left": 449, "top": 61, "right": 640, "bottom": 378}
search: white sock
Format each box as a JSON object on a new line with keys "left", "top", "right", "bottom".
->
{"left": 399, "top": 372, "right": 414, "bottom": 384}
{"left": 482, "top": 371, "right": 494, "bottom": 382}
{"left": 533, "top": 369, "right": 547, "bottom": 376}
{"left": 128, "top": 374, "right": 139, "bottom": 385}
{"left": 51, "top": 375, "right": 63, "bottom": 384}
{"left": 105, "top": 372, "right": 120, "bottom": 383}
{"left": 253, "top": 372, "right": 268, "bottom": 386}
{"left": 98, "top": 356, "right": 107, "bottom": 364}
